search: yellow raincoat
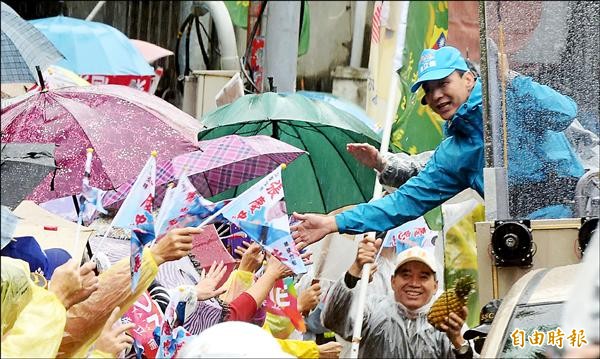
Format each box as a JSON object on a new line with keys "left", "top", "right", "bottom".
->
{"left": 1, "top": 257, "right": 67, "bottom": 358}
{"left": 58, "top": 248, "right": 159, "bottom": 358}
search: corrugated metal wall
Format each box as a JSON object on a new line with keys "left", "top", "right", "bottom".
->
{"left": 82, "top": 1, "right": 182, "bottom": 101}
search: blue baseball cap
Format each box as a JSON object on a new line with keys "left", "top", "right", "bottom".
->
{"left": 410, "top": 46, "right": 469, "bottom": 93}
{"left": 1, "top": 236, "right": 72, "bottom": 280}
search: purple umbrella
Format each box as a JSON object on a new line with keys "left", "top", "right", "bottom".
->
{"left": 102, "top": 134, "right": 306, "bottom": 208}
{"left": 1, "top": 85, "right": 203, "bottom": 203}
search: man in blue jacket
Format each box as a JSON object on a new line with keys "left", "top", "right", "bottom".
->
{"left": 291, "top": 46, "right": 484, "bottom": 248}
{"left": 345, "top": 63, "right": 585, "bottom": 220}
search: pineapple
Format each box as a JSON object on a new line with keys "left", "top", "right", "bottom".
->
{"left": 427, "top": 275, "right": 474, "bottom": 329}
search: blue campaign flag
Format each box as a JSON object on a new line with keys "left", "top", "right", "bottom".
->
{"left": 218, "top": 166, "right": 306, "bottom": 274}
{"left": 111, "top": 153, "right": 157, "bottom": 235}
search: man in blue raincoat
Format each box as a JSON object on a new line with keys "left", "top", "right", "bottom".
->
{"left": 344, "top": 63, "right": 585, "bottom": 220}
{"left": 291, "top": 45, "right": 584, "bottom": 248}
{"left": 291, "top": 45, "right": 484, "bottom": 247}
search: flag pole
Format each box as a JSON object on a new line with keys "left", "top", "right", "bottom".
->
{"left": 75, "top": 148, "right": 94, "bottom": 257}
{"left": 350, "top": 2, "right": 409, "bottom": 357}
{"left": 93, "top": 151, "right": 157, "bottom": 259}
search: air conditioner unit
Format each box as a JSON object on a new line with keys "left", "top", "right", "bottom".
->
{"left": 182, "top": 70, "right": 239, "bottom": 120}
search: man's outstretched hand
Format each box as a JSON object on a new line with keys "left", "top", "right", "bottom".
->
{"left": 290, "top": 212, "right": 338, "bottom": 250}
{"left": 346, "top": 143, "right": 386, "bottom": 172}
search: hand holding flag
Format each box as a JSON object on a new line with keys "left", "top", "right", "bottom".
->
{"left": 206, "top": 165, "right": 307, "bottom": 274}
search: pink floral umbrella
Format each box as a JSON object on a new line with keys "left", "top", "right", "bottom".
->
{"left": 102, "top": 134, "right": 306, "bottom": 208}
{"left": 1, "top": 84, "right": 203, "bottom": 203}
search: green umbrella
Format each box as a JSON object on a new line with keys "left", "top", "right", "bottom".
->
{"left": 199, "top": 92, "right": 382, "bottom": 214}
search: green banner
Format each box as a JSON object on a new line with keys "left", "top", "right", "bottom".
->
{"left": 223, "top": 1, "right": 249, "bottom": 28}
{"left": 297, "top": 2, "right": 310, "bottom": 56}
{"left": 224, "top": 1, "right": 310, "bottom": 56}
{"left": 391, "top": 1, "right": 448, "bottom": 154}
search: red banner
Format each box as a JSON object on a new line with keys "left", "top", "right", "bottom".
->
{"left": 122, "top": 291, "right": 164, "bottom": 358}
{"left": 82, "top": 74, "right": 153, "bottom": 92}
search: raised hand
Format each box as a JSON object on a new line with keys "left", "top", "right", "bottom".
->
{"left": 346, "top": 143, "right": 386, "bottom": 171}
{"left": 297, "top": 282, "right": 321, "bottom": 314}
{"left": 196, "top": 260, "right": 228, "bottom": 300}
{"left": 290, "top": 212, "right": 338, "bottom": 250}
{"left": 348, "top": 236, "right": 381, "bottom": 281}
{"left": 94, "top": 306, "right": 135, "bottom": 356}
{"left": 300, "top": 250, "right": 313, "bottom": 266}
{"left": 150, "top": 227, "right": 199, "bottom": 265}
{"left": 264, "top": 253, "right": 294, "bottom": 280}
{"left": 236, "top": 241, "right": 265, "bottom": 273}
{"left": 48, "top": 259, "right": 99, "bottom": 309}
{"left": 438, "top": 306, "right": 469, "bottom": 349}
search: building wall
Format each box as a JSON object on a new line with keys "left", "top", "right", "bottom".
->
{"left": 296, "top": 1, "right": 373, "bottom": 92}
{"left": 447, "top": 1, "right": 480, "bottom": 62}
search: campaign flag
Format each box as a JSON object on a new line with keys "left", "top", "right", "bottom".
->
{"left": 130, "top": 229, "right": 155, "bottom": 291}
{"left": 391, "top": 1, "right": 448, "bottom": 154}
{"left": 265, "top": 277, "right": 306, "bottom": 333}
{"left": 155, "top": 174, "right": 231, "bottom": 238}
{"left": 217, "top": 166, "right": 306, "bottom": 274}
{"left": 108, "top": 152, "right": 156, "bottom": 290}
{"left": 154, "top": 183, "right": 176, "bottom": 237}
{"left": 154, "top": 174, "right": 198, "bottom": 238}
{"left": 382, "top": 216, "right": 436, "bottom": 253}
{"left": 153, "top": 321, "right": 191, "bottom": 358}
{"left": 81, "top": 182, "right": 107, "bottom": 215}
{"left": 185, "top": 196, "right": 230, "bottom": 227}
{"left": 154, "top": 287, "right": 194, "bottom": 359}
{"left": 123, "top": 291, "right": 165, "bottom": 358}
{"left": 110, "top": 153, "right": 157, "bottom": 235}
{"left": 76, "top": 149, "right": 108, "bottom": 222}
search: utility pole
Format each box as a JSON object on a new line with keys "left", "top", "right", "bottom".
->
{"left": 264, "top": 2, "right": 301, "bottom": 93}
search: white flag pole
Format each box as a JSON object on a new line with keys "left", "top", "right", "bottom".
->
{"left": 350, "top": 2, "right": 409, "bottom": 357}
{"left": 74, "top": 148, "right": 94, "bottom": 256}
{"left": 93, "top": 151, "right": 157, "bottom": 260}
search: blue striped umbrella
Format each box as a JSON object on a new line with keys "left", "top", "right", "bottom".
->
{"left": 0, "top": 2, "right": 63, "bottom": 83}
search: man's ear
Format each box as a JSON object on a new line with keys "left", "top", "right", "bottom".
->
{"left": 464, "top": 71, "right": 476, "bottom": 90}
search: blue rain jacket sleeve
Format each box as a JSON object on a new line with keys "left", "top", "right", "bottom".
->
{"left": 336, "top": 81, "right": 484, "bottom": 234}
